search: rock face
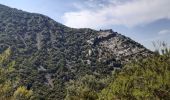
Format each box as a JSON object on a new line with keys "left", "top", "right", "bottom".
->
{"left": 96, "top": 30, "right": 150, "bottom": 63}
{"left": 0, "top": 4, "right": 152, "bottom": 99}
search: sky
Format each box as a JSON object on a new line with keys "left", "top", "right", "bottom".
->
{"left": 0, "top": 0, "right": 170, "bottom": 50}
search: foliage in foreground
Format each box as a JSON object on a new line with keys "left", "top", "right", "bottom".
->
{"left": 0, "top": 49, "right": 33, "bottom": 100}
{"left": 99, "top": 50, "right": 170, "bottom": 100}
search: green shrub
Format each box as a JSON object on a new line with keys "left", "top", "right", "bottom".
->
{"left": 99, "top": 52, "right": 170, "bottom": 100}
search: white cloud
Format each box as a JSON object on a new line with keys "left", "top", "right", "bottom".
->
{"left": 62, "top": 0, "right": 170, "bottom": 28}
{"left": 158, "top": 29, "right": 170, "bottom": 35}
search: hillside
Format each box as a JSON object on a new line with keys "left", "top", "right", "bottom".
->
{"left": 0, "top": 4, "right": 152, "bottom": 99}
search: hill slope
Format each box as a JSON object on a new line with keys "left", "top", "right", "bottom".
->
{"left": 0, "top": 4, "right": 152, "bottom": 99}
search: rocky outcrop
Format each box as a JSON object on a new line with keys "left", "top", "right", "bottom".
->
{"left": 86, "top": 29, "right": 152, "bottom": 67}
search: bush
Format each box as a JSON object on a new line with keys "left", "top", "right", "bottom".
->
{"left": 99, "top": 51, "right": 170, "bottom": 100}
{"left": 13, "top": 86, "right": 33, "bottom": 100}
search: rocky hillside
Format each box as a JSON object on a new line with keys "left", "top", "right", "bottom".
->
{"left": 0, "top": 4, "right": 152, "bottom": 99}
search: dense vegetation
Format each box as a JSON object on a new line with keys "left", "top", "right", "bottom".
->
{"left": 65, "top": 47, "right": 170, "bottom": 100}
{"left": 1, "top": 47, "right": 170, "bottom": 100}
{"left": 0, "top": 49, "right": 33, "bottom": 100}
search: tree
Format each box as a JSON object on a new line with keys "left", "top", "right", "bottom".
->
{"left": 0, "top": 48, "right": 15, "bottom": 100}
{"left": 0, "top": 49, "right": 34, "bottom": 100}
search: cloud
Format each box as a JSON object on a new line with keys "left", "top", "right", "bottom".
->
{"left": 62, "top": 0, "right": 170, "bottom": 28}
{"left": 158, "top": 29, "right": 170, "bottom": 35}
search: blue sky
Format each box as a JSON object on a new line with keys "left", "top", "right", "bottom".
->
{"left": 0, "top": 0, "right": 170, "bottom": 50}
